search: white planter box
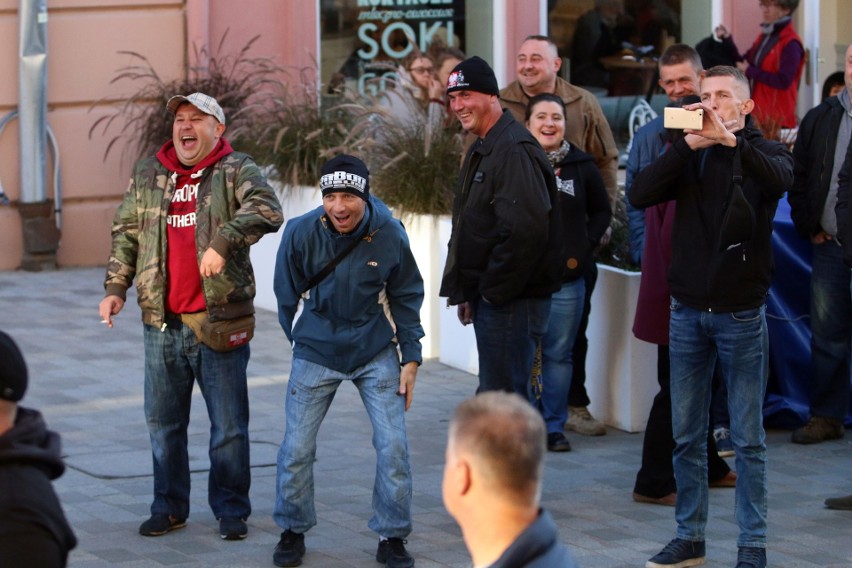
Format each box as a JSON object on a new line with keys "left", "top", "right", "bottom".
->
{"left": 436, "top": 216, "right": 479, "bottom": 375}
{"left": 585, "top": 264, "right": 657, "bottom": 433}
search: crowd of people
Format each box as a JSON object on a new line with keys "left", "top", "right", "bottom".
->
{"left": 4, "top": 3, "right": 848, "bottom": 568}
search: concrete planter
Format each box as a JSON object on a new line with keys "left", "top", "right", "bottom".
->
{"left": 585, "top": 264, "right": 657, "bottom": 433}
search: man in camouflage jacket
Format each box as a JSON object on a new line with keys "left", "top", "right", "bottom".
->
{"left": 98, "top": 93, "right": 283, "bottom": 541}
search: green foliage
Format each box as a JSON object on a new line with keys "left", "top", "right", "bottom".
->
{"left": 597, "top": 187, "right": 640, "bottom": 272}
{"left": 89, "top": 32, "right": 278, "bottom": 164}
{"left": 230, "top": 70, "right": 350, "bottom": 188}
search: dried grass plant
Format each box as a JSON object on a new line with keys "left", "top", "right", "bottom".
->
{"left": 89, "top": 32, "right": 278, "bottom": 164}
{"left": 333, "top": 75, "right": 463, "bottom": 216}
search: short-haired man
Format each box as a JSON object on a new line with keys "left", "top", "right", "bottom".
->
{"left": 500, "top": 35, "right": 618, "bottom": 202}
{"left": 787, "top": 43, "right": 852, "bottom": 445}
{"left": 0, "top": 331, "right": 77, "bottom": 567}
{"left": 627, "top": 45, "right": 735, "bottom": 507}
{"left": 99, "top": 92, "right": 283, "bottom": 540}
{"left": 501, "top": 35, "right": 619, "bottom": 436}
{"left": 440, "top": 56, "right": 561, "bottom": 395}
{"left": 630, "top": 67, "right": 793, "bottom": 568}
{"left": 442, "top": 391, "right": 579, "bottom": 568}
{"left": 272, "top": 155, "right": 424, "bottom": 568}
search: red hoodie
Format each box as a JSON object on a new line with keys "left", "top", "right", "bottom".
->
{"left": 156, "top": 138, "right": 233, "bottom": 314}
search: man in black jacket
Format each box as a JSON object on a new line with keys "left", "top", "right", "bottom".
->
{"left": 787, "top": 43, "right": 852, "bottom": 445}
{"left": 630, "top": 66, "right": 792, "bottom": 568}
{"left": 440, "top": 56, "right": 561, "bottom": 395}
{"left": 0, "top": 330, "right": 77, "bottom": 567}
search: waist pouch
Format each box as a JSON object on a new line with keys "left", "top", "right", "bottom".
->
{"left": 180, "top": 312, "right": 255, "bottom": 352}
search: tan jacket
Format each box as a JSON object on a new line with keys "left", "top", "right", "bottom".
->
{"left": 500, "top": 77, "right": 619, "bottom": 206}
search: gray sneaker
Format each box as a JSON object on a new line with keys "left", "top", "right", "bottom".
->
{"left": 566, "top": 406, "right": 607, "bottom": 436}
{"left": 735, "top": 546, "right": 766, "bottom": 568}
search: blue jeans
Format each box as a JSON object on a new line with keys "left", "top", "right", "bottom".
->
{"left": 669, "top": 299, "right": 768, "bottom": 548}
{"left": 274, "top": 345, "right": 412, "bottom": 537}
{"left": 143, "top": 321, "right": 251, "bottom": 520}
{"left": 809, "top": 241, "right": 852, "bottom": 420}
{"left": 472, "top": 296, "right": 551, "bottom": 394}
{"left": 538, "top": 279, "right": 585, "bottom": 433}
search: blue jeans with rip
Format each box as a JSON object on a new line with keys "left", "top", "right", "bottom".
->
{"left": 274, "top": 345, "right": 412, "bottom": 538}
{"left": 669, "top": 298, "right": 768, "bottom": 549}
{"left": 472, "top": 296, "right": 551, "bottom": 395}
{"left": 538, "top": 279, "right": 585, "bottom": 433}
{"left": 143, "top": 321, "right": 251, "bottom": 521}
{"left": 809, "top": 240, "right": 852, "bottom": 420}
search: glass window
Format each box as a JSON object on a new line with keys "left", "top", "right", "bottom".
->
{"left": 320, "top": 0, "right": 470, "bottom": 96}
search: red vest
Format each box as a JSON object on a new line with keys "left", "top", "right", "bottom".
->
{"left": 748, "top": 23, "right": 804, "bottom": 129}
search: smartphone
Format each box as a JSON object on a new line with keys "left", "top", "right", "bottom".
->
{"left": 664, "top": 107, "right": 704, "bottom": 130}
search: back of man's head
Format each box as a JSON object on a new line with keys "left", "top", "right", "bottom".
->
{"left": 659, "top": 43, "right": 703, "bottom": 74}
{"left": 448, "top": 391, "right": 545, "bottom": 506}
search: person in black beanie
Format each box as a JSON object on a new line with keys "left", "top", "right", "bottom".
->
{"left": 0, "top": 330, "right": 77, "bottom": 567}
{"left": 440, "top": 56, "right": 562, "bottom": 397}
{"left": 272, "top": 155, "right": 424, "bottom": 568}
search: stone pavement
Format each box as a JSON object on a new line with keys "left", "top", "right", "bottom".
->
{"left": 1, "top": 266, "right": 851, "bottom": 568}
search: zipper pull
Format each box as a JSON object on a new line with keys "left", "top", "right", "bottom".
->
{"left": 161, "top": 322, "right": 167, "bottom": 332}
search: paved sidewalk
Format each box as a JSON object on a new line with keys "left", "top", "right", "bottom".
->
{"left": 1, "top": 267, "right": 850, "bottom": 567}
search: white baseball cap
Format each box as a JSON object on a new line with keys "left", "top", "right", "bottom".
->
{"left": 166, "top": 92, "right": 226, "bottom": 125}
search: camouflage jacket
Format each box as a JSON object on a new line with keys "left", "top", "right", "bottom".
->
{"left": 104, "top": 152, "right": 283, "bottom": 328}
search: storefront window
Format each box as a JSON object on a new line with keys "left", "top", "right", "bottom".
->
{"left": 320, "top": 0, "right": 469, "bottom": 96}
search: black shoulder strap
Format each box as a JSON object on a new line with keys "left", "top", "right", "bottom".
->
{"left": 298, "top": 218, "right": 370, "bottom": 297}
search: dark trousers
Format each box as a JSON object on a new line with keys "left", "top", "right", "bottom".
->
{"left": 633, "top": 345, "right": 731, "bottom": 498}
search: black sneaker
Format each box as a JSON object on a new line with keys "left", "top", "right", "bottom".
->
{"left": 376, "top": 537, "right": 414, "bottom": 568}
{"left": 735, "top": 546, "right": 766, "bottom": 568}
{"left": 218, "top": 517, "right": 247, "bottom": 540}
{"left": 547, "top": 432, "right": 572, "bottom": 452}
{"left": 138, "top": 514, "right": 186, "bottom": 537}
{"left": 273, "top": 530, "right": 305, "bottom": 567}
{"left": 646, "top": 538, "right": 705, "bottom": 567}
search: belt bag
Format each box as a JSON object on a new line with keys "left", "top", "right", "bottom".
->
{"left": 180, "top": 312, "right": 255, "bottom": 352}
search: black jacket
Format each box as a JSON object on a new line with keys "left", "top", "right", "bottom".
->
{"left": 440, "top": 110, "right": 562, "bottom": 305}
{"left": 0, "top": 407, "right": 77, "bottom": 567}
{"left": 788, "top": 95, "right": 846, "bottom": 238}
{"left": 629, "top": 120, "right": 793, "bottom": 312}
{"left": 834, "top": 139, "right": 852, "bottom": 266}
{"left": 553, "top": 146, "right": 612, "bottom": 282}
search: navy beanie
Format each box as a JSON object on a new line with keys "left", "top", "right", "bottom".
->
{"left": 446, "top": 56, "right": 499, "bottom": 96}
{"left": 320, "top": 155, "right": 370, "bottom": 202}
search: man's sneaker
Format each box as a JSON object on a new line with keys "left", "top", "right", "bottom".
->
{"left": 825, "top": 494, "right": 852, "bottom": 510}
{"left": 218, "top": 517, "right": 247, "bottom": 540}
{"left": 791, "top": 416, "right": 845, "bottom": 444}
{"left": 646, "top": 538, "right": 705, "bottom": 568}
{"left": 138, "top": 514, "right": 186, "bottom": 537}
{"left": 547, "top": 431, "right": 572, "bottom": 452}
{"left": 566, "top": 406, "right": 607, "bottom": 436}
{"left": 735, "top": 546, "right": 766, "bottom": 568}
{"left": 273, "top": 530, "right": 305, "bottom": 567}
{"left": 376, "top": 537, "right": 415, "bottom": 568}
{"left": 713, "top": 427, "right": 735, "bottom": 457}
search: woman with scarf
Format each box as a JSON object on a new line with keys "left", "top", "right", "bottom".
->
{"left": 524, "top": 93, "right": 612, "bottom": 452}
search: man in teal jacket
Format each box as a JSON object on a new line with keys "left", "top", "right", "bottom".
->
{"left": 272, "top": 155, "right": 424, "bottom": 568}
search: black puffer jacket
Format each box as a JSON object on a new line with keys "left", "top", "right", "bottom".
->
{"left": 440, "top": 110, "right": 562, "bottom": 305}
{"left": 629, "top": 119, "right": 793, "bottom": 312}
{"left": 788, "top": 95, "right": 847, "bottom": 238}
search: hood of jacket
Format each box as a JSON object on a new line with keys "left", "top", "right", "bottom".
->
{"left": 0, "top": 407, "right": 65, "bottom": 480}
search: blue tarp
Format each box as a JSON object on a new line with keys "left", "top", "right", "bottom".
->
{"left": 765, "top": 199, "right": 852, "bottom": 428}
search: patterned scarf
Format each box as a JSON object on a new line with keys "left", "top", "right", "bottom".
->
{"left": 545, "top": 140, "right": 571, "bottom": 167}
